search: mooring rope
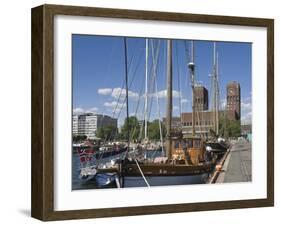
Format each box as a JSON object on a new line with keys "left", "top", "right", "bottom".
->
{"left": 134, "top": 159, "right": 150, "bottom": 187}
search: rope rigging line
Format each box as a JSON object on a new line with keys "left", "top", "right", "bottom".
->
{"left": 183, "top": 40, "right": 193, "bottom": 128}
{"left": 128, "top": 72, "right": 145, "bottom": 142}
{"left": 111, "top": 39, "right": 140, "bottom": 120}
{"left": 95, "top": 39, "right": 144, "bottom": 164}
{"left": 138, "top": 40, "right": 161, "bottom": 141}
{"left": 196, "top": 106, "right": 204, "bottom": 137}
{"left": 115, "top": 44, "right": 146, "bottom": 121}
{"left": 98, "top": 40, "right": 118, "bottom": 124}
{"left": 150, "top": 39, "right": 164, "bottom": 157}
{"left": 175, "top": 41, "right": 183, "bottom": 130}
{"left": 130, "top": 39, "right": 161, "bottom": 146}
{"left": 108, "top": 42, "right": 145, "bottom": 142}
{"left": 147, "top": 41, "right": 161, "bottom": 125}
{"left": 110, "top": 39, "right": 154, "bottom": 159}
{"left": 134, "top": 159, "right": 150, "bottom": 187}
{"left": 124, "top": 39, "right": 162, "bottom": 160}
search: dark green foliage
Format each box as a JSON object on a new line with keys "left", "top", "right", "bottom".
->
{"left": 96, "top": 125, "right": 118, "bottom": 141}
{"left": 120, "top": 116, "right": 140, "bottom": 140}
{"left": 219, "top": 116, "right": 241, "bottom": 138}
{"left": 72, "top": 135, "right": 87, "bottom": 142}
{"left": 148, "top": 119, "right": 166, "bottom": 140}
{"left": 119, "top": 117, "right": 166, "bottom": 141}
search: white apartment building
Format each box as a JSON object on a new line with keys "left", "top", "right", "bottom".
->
{"left": 72, "top": 113, "right": 117, "bottom": 139}
{"left": 72, "top": 115, "right": 79, "bottom": 135}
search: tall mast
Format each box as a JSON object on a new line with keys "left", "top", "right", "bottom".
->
{"left": 212, "top": 42, "right": 219, "bottom": 135}
{"left": 124, "top": 38, "right": 130, "bottom": 148}
{"left": 215, "top": 51, "right": 219, "bottom": 134}
{"left": 144, "top": 38, "right": 148, "bottom": 141}
{"left": 188, "top": 41, "right": 196, "bottom": 137}
{"left": 165, "top": 40, "right": 172, "bottom": 159}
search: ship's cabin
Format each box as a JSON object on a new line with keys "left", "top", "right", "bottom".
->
{"left": 171, "top": 137, "right": 205, "bottom": 165}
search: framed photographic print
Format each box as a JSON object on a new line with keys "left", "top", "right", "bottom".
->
{"left": 31, "top": 4, "right": 274, "bottom": 221}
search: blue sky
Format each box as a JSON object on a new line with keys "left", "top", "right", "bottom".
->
{"left": 72, "top": 34, "right": 252, "bottom": 127}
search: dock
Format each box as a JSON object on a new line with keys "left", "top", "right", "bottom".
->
{"left": 212, "top": 139, "right": 252, "bottom": 183}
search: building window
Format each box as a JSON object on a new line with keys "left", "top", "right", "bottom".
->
{"left": 182, "top": 141, "right": 187, "bottom": 149}
{"left": 187, "top": 140, "right": 193, "bottom": 148}
{"left": 194, "top": 140, "right": 201, "bottom": 148}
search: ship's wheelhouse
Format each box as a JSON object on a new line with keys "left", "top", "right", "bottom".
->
{"left": 171, "top": 137, "right": 205, "bottom": 165}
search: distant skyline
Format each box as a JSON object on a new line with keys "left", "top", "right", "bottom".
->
{"left": 72, "top": 34, "right": 252, "bottom": 127}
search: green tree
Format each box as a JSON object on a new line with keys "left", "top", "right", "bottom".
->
{"left": 228, "top": 120, "right": 241, "bottom": 137}
{"left": 219, "top": 116, "right": 229, "bottom": 137}
{"left": 120, "top": 116, "right": 140, "bottom": 141}
{"left": 72, "top": 135, "right": 87, "bottom": 142}
{"left": 96, "top": 125, "right": 118, "bottom": 141}
{"left": 148, "top": 119, "right": 166, "bottom": 140}
{"left": 219, "top": 116, "right": 241, "bottom": 138}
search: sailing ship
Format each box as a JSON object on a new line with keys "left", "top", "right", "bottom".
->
{"left": 118, "top": 39, "right": 216, "bottom": 187}
{"left": 78, "top": 38, "right": 223, "bottom": 188}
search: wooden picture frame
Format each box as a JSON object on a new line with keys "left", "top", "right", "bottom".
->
{"left": 31, "top": 4, "right": 274, "bottom": 221}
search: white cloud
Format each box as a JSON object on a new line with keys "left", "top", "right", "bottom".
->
{"left": 87, "top": 107, "right": 98, "bottom": 113}
{"left": 98, "top": 87, "right": 139, "bottom": 101}
{"left": 241, "top": 111, "right": 252, "bottom": 124}
{"left": 104, "top": 101, "right": 118, "bottom": 107}
{"left": 98, "top": 88, "right": 112, "bottom": 95}
{"left": 172, "top": 90, "right": 181, "bottom": 98}
{"left": 104, "top": 101, "right": 125, "bottom": 109}
{"left": 153, "top": 89, "right": 181, "bottom": 98}
{"left": 221, "top": 98, "right": 227, "bottom": 108}
{"left": 73, "top": 107, "right": 99, "bottom": 115}
{"left": 181, "top": 98, "right": 189, "bottom": 104}
{"left": 241, "top": 102, "right": 251, "bottom": 110}
{"left": 241, "top": 96, "right": 252, "bottom": 124}
{"left": 111, "top": 87, "right": 139, "bottom": 100}
{"left": 104, "top": 101, "right": 125, "bottom": 115}
{"left": 73, "top": 108, "right": 84, "bottom": 114}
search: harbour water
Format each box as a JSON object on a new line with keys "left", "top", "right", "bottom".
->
{"left": 72, "top": 153, "right": 98, "bottom": 190}
{"left": 72, "top": 150, "right": 163, "bottom": 190}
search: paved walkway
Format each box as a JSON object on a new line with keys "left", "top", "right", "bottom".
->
{"left": 217, "top": 139, "right": 252, "bottom": 183}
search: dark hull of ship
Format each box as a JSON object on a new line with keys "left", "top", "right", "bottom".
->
{"left": 123, "top": 174, "right": 209, "bottom": 187}
{"left": 121, "top": 162, "right": 214, "bottom": 187}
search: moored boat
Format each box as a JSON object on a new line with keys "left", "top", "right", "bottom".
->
{"left": 121, "top": 134, "right": 216, "bottom": 187}
{"left": 119, "top": 39, "right": 216, "bottom": 187}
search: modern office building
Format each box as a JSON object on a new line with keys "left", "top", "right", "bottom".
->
{"left": 72, "top": 113, "right": 117, "bottom": 139}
